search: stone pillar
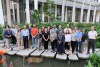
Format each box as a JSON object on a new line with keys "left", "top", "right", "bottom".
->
{"left": 12, "top": 1, "right": 15, "bottom": 22}
{"left": 26, "top": 0, "right": 30, "bottom": 23}
{"left": 61, "top": 0, "right": 65, "bottom": 22}
{"left": 80, "top": 0, "right": 85, "bottom": 22}
{"left": 55, "top": 5, "right": 57, "bottom": 18}
{"left": 93, "top": 7, "right": 96, "bottom": 24}
{"left": 42, "top": 2, "right": 44, "bottom": 23}
{"left": 96, "top": 11, "right": 100, "bottom": 22}
{"left": 6, "top": 0, "right": 11, "bottom": 26}
{"left": 17, "top": 0, "right": 20, "bottom": 23}
{"left": 72, "top": 0, "right": 76, "bottom": 22}
{"left": 65, "top": 6, "right": 68, "bottom": 22}
{"left": 0, "top": 0, "right": 4, "bottom": 25}
{"left": 34, "top": 0, "right": 38, "bottom": 10}
{"left": 86, "top": 4, "right": 91, "bottom": 23}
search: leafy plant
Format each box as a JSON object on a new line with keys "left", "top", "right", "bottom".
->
{"left": 84, "top": 61, "right": 93, "bottom": 67}
{"left": 0, "top": 25, "right": 3, "bottom": 40}
{"left": 85, "top": 53, "right": 100, "bottom": 67}
{"left": 42, "top": 0, "right": 55, "bottom": 22}
{"left": 31, "top": 10, "right": 42, "bottom": 24}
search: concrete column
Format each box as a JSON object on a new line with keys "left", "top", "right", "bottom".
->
{"left": 93, "top": 7, "right": 96, "bottom": 24}
{"left": 0, "top": 0, "right": 4, "bottom": 25}
{"left": 17, "top": 0, "right": 20, "bottom": 23}
{"left": 26, "top": 0, "right": 30, "bottom": 23}
{"left": 72, "top": 0, "right": 76, "bottom": 22}
{"left": 86, "top": 4, "right": 91, "bottom": 23}
{"left": 55, "top": 5, "right": 57, "bottom": 18}
{"left": 80, "top": 0, "right": 85, "bottom": 22}
{"left": 65, "top": 6, "right": 68, "bottom": 22}
{"left": 61, "top": 0, "right": 65, "bottom": 22}
{"left": 96, "top": 11, "right": 100, "bottom": 22}
{"left": 34, "top": 0, "right": 38, "bottom": 10}
{"left": 12, "top": 1, "right": 15, "bottom": 22}
{"left": 42, "top": 2, "right": 44, "bottom": 23}
{"left": 6, "top": 0, "right": 11, "bottom": 26}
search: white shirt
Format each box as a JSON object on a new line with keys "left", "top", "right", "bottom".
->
{"left": 64, "top": 28, "right": 71, "bottom": 34}
{"left": 11, "top": 28, "right": 17, "bottom": 37}
{"left": 88, "top": 31, "right": 97, "bottom": 39}
{"left": 21, "top": 29, "right": 29, "bottom": 37}
{"left": 65, "top": 34, "right": 71, "bottom": 42}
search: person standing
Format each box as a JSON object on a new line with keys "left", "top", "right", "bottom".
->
{"left": 52, "top": 25, "right": 58, "bottom": 33}
{"left": 57, "top": 25, "right": 64, "bottom": 35}
{"left": 64, "top": 24, "right": 71, "bottom": 34}
{"left": 71, "top": 29, "right": 77, "bottom": 54}
{"left": 81, "top": 29, "right": 88, "bottom": 52}
{"left": 57, "top": 30, "right": 65, "bottom": 55}
{"left": 43, "top": 28, "right": 49, "bottom": 51}
{"left": 28, "top": 24, "right": 32, "bottom": 47}
{"left": 76, "top": 29, "right": 82, "bottom": 53}
{"left": 41, "top": 26, "right": 45, "bottom": 48}
{"left": 65, "top": 30, "right": 71, "bottom": 50}
{"left": 21, "top": 26, "right": 29, "bottom": 49}
{"left": 47, "top": 26, "right": 51, "bottom": 49}
{"left": 50, "top": 29, "right": 57, "bottom": 52}
{"left": 2, "top": 25, "right": 10, "bottom": 47}
{"left": 87, "top": 26, "right": 97, "bottom": 54}
{"left": 38, "top": 28, "right": 42, "bottom": 51}
{"left": 4, "top": 27, "right": 12, "bottom": 48}
{"left": 11, "top": 24, "right": 17, "bottom": 45}
{"left": 16, "top": 28, "right": 22, "bottom": 49}
{"left": 31, "top": 24, "right": 38, "bottom": 48}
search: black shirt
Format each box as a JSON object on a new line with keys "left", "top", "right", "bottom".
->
{"left": 43, "top": 32, "right": 49, "bottom": 40}
{"left": 39, "top": 33, "right": 42, "bottom": 38}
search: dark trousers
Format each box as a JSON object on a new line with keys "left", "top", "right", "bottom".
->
{"left": 76, "top": 41, "right": 82, "bottom": 53}
{"left": 71, "top": 41, "right": 76, "bottom": 53}
{"left": 57, "top": 42, "right": 64, "bottom": 54}
{"left": 23, "top": 36, "right": 28, "bottom": 49}
{"left": 11, "top": 35, "right": 16, "bottom": 45}
{"left": 51, "top": 40, "right": 56, "bottom": 51}
{"left": 87, "top": 39, "right": 95, "bottom": 53}
{"left": 44, "top": 41, "right": 48, "bottom": 50}
{"left": 65, "top": 42, "right": 70, "bottom": 50}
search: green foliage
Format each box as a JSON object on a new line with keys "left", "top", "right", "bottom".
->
{"left": 77, "top": 22, "right": 84, "bottom": 28}
{"left": 84, "top": 61, "right": 93, "bottom": 67}
{"left": 31, "top": 10, "right": 42, "bottom": 24}
{"left": 0, "top": 25, "right": 3, "bottom": 40}
{"left": 85, "top": 53, "right": 100, "bottom": 67}
{"left": 43, "top": 0, "right": 55, "bottom": 22}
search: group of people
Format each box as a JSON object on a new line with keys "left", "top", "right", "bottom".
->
{"left": 2, "top": 23, "right": 97, "bottom": 55}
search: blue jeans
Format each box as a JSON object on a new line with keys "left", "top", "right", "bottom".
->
{"left": 76, "top": 41, "right": 82, "bottom": 53}
{"left": 32, "top": 36, "right": 38, "bottom": 47}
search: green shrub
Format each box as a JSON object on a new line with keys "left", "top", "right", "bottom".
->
{"left": 0, "top": 25, "right": 3, "bottom": 40}
{"left": 85, "top": 53, "right": 100, "bottom": 67}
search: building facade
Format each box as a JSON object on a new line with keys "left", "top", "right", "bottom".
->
{"left": 0, "top": 0, "right": 100, "bottom": 26}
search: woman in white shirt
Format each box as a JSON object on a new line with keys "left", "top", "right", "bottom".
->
{"left": 65, "top": 30, "right": 71, "bottom": 50}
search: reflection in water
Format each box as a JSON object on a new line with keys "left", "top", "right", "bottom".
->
{"left": 1, "top": 55, "right": 86, "bottom": 67}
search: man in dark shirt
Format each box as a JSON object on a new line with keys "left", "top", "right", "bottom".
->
{"left": 4, "top": 27, "right": 12, "bottom": 48}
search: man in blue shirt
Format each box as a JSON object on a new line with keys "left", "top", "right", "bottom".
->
{"left": 76, "top": 29, "right": 82, "bottom": 53}
{"left": 4, "top": 27, "right": 12, "bottom": 48}
{"left": 21, "top": 26, "right": 29, "bottom": 49}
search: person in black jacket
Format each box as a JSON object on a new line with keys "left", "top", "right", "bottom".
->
{"left": 81, "top": 29, "right": 88, "bottom": 53}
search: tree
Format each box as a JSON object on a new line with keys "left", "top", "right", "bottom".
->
{"left": 42, "top": 0, "right": 55, "bottom": 22}
{"left": 31, "top": 10, "right": 42, "bottom": 24}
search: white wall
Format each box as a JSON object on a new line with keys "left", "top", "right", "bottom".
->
{"left": 0, "top": 0, "right": 4, "bottom": 25}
